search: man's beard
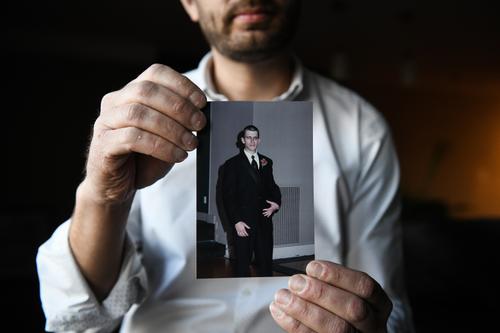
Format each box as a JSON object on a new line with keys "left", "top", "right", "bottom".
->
{"left": 197, "top": 0, "right": 301, "bottom": 63}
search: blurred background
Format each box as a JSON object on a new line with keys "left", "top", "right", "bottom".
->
{"left": 4, "top": 0, "right": 499, "bottom": 331}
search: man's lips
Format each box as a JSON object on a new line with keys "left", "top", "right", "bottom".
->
{"left": 232, "top": 7, "right": 273, "bottom": 24}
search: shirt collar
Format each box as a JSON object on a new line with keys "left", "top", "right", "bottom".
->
{"left": 197, "top": 52, "right": 304, "bottom": 101}
{"left": 243, "top": 149, "right": 258, "bottom": 160}
{"left": 243, "top": 149, "right": 261, "bottom": 168}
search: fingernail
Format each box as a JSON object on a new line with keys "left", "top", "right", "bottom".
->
{"left": 275, "top": 289, "right": 291, "bottom": 305}
{"left": 289, "top": 275, "right": 306, "bottom": 293}
{"left": 190, "top": 111, "right": 205, "bottom": 130}
{"left": 269, "top": 302, "right": 285, "bottom": 318}
{"left": 175, "top": 149, "right": 187, "bottom": 162}
{"left": 308, "top": 262, "right": 323, "bottom": 278}
{"left": 182, "top": 132, "right": 197, "bottom": 149}
{"left": 189, "top": 91, "right": 206, "bottom": 108}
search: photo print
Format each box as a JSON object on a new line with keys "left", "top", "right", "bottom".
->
{"left": 196, "top": 101, "right": 314, "bottom": 279}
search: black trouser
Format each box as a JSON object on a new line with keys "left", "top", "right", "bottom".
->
{"left": 233, "top": 216, "right": 273, "bottom": 277}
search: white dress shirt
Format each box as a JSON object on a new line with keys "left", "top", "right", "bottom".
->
{"left": 36, "top": 53, "right": 414, "bottom": 332}
{"left": 243, "top": 149, "right": 260, "bottom": 169}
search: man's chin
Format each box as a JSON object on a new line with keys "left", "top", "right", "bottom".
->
{"left": 218, "top": 42, "right": 284, "bottom": 63}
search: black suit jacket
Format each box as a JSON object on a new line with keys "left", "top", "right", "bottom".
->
{"left": 220, "top": 151, "right": 281, "bottom": 228}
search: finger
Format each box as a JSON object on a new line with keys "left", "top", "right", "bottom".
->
{"left": 306, "top": 261, "right": 392, "bottom": 315}
{"left": 236, "top": 227, "right": 246, "bottom": 237}
{"left": 99, "top": 103, "right": 198, "bottom": 151}
{"left": 100, "top": 127, "right": 187, "bottom": 164}
{"left": 110, "top": 80, "right": 206, "bottom": 131}
{"left": 269, "top": 302, "right": 315, "bottom": 333}
{"left": 273, "top": 289, "right": 354, "bottom": 333}
{"left": 134, "top": 63, "right": 206, "bottom": 109}
{"left": 288, "top": 274, "right": 378, "bottom": 332}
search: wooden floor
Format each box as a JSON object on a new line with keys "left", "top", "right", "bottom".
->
{"left": 197, "top": 257, "right": 284, "bottom": 278}
{"left": 197, "top": 256, "right": 313, "bottom": 279}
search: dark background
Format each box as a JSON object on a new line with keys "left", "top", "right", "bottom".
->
{"left": 4, "top": 0, "right": 500, "bottom": 331}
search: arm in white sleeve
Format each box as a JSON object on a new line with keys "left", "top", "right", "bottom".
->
{"left": 36, "top": 193, "right": 147, "bottom": 333}
{"left": 347, "top": 100, "right": 415, "bottom": 333}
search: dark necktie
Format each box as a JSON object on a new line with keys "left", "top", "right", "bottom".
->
{"left": 251, "top": 155, "right": 258, "bottom": 171}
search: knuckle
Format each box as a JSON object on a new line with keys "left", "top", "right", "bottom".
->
{"left": 100, "top": 92, "right": 114, "bottom": 110}
{"left": 171, "top": 96, "right": 189, "bottom": 115}
{"left": 290, "top": 296, "right": 309, "bottom": 319}
{"left": 177, "top": 77, "right": 198, "bottom": 99}
{"left": 173, "top": 74, "right": 190, "bottom": 90}
{"left": 329, "top": 318, "right": 350, "bottom": 333}
{"left": 150, "top": 136, "right": 165, "bottom": 156}
{"left": 324, "top": 264, "right": 341, "bottom": 283}
{"left": 135, "top": 80, "right": 157, "bottom": 99}
{"left": 123, "top": 127, "right": 139, "bottom": 147}
{"left": 346, "top": 297, "right": 369, "bottom": 323}
{"left": 93, "top": 117, "right": 103, "bottom": 133}
{"left": 125, "top": 103, "right": 146, "bottom": 124}
{"left": 288, "top": 317, "right": 303, "bottom": 333}
{"left": 146, "top": 63, "right": 167, "bottom": 76}
{"left": 162, "top": 116, "right": 176, "bottom": 134}
{"left": 307, "top": 278, "right": 324, "bottom": 300}
{"left": 356, "top": 273, "right": 376, "bottom": 299}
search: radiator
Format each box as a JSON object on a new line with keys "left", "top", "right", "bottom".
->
{"left": 273, "top": 186, "right": 300, "bottom": 245}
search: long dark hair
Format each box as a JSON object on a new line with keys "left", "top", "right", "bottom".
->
{"left": 235, "top": 130, "right": 244, "bottom": 150}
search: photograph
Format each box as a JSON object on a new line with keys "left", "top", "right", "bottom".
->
{"left": 197, "top": 101, "right": 314, "bottom": 279}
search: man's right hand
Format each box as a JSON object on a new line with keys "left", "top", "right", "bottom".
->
{"left": 235, "top": 222, "right": 251, "bottom": 237}
{"left": 84, "top": 63, "right": 207, "bottom": 204}
{"left": 70, "top": 64, "right": 206, "bottom": 300}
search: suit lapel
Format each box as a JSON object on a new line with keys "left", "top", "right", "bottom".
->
{"left": 240, "top": 152, "right": 261, "bottom": 186}
{"left": 257, "top": 153, "right": 265, "bottom": 175}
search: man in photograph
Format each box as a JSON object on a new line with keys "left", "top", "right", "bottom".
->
{"left": 220, "top": 125, "right": 281, "bottom": 277}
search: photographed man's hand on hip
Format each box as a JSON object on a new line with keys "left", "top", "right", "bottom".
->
{"left": 235, "top": 221, "right": 251, "bottom": 237}
{"left": 84, "top": 64, "right": 207, "bottom": 205}
{"left": 262, "top": 200, "right": 279, "bottom": 217}
{"left": 270, "top": 260, "right": 392, "bottom": 333}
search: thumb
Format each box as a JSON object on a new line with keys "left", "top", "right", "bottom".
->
{"left": 244, "top": 223, "right": 251, "bottom": 229}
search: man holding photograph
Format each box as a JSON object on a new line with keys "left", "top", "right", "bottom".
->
{"left": 220, "top": 125, "right": 281, "bottom": 277}
{"left": 37, "top": 0, "right": 414, "bottom": 332}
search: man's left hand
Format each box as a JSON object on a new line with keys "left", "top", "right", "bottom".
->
{"left": 269, "top": 260, "right": 392, "bottom": 333}
{"left": 263, "top": 200, "right": 279, "bottom": 217}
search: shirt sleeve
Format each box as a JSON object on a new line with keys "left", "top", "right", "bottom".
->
{"left": 36, "top": 194, "right": 147, "bottom": 333}
{"left": 222, "top": 160, "right": 243, "bottom": 225}
{"left": 266, "top": 160, "right": 282, "bottom": 207}
{"left": 347, "top": 100, "right": 415, "bottom": 333}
